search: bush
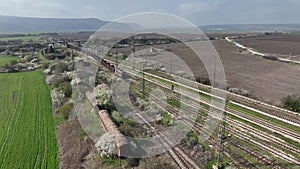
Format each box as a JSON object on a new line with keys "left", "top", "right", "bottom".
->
{"left": 127, "top": 158, "right": 140, "bottom": 167}
{"left": 41, "top": 62, "right": 49, "bottom": 69}
{"left": 24, "top": 55, "right": 34, "bottom": 62}
{"left": 46, "top": 53, "right": 56, "bottom": 60}
{"left": 59, "top": 102, "right": 74, "bottom": 120}
{"left": 10, "top": 60, "right": 18, "bottom": 66}
{"left": 263, "top": 55, "right": 278, "bottom": 61}
{"left": 55, "top": 62, "right": 68, "bottom": 74}
{"left": 62, "top": 83, "right": 72, "bottom": 98}
{"left": 119, "top": 122, "right": 147, "bottom": 137}
{"left": 53, "top": 77, "right": 70, "bottom": 88}
{"left": 95, "top": 87, "right": 114, "bottom": 110}
{"left": 228, "top": 88, "right": 251, "bottom": 97}
{"left": 281, "top": 95, "right": 300, "bottom": 112}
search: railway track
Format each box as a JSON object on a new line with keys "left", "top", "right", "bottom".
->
{"left": 68, "top": 43, "right": 300, "bottom": 126}
{"left": 130, "top": 81, "right": 277, "bottom": 167}
{"left": 69, "top": 44, "right": 300, "bottom": 168}
{"left": 130, "top": 77, "right": 300, "bottom": 166}
{"left": 228, "top": 119, "right": 300, "bottom": 155}
{"left": 111, "top": 75, "right": 200, "bottom": 169}
{"left": 134, "top": 104, "right": 200, "bottom": 169}
{"left": 146, "top": 70, "right": 300, "bottom": 125}
{"left": 134, "top": 74, "right": 300, "bottom": 142}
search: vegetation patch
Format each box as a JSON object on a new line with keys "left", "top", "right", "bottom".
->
{"left": 0, "top": 56, "right": 20, "bottom": 67}
{"left": 0, "top": 71, "right": 58, "bottom": 169}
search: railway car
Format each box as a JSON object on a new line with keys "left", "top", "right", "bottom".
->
{"left": 115, "top": 67, "right": 124, "bottom": 78}
{"left": 98, "top": 110, "right": 129, "bottom": 157}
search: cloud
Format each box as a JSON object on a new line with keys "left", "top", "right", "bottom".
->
{"left": 0, "top": 0, "right": 300, "bottom": 25}
{"left": 0, "top": 0, "right": 69, "bottom": 18}
{"left": 178, "top": 0, "right": 300, "bottom": 25}
{"left": 178, "top": 2, "right": 214, "bottom": 15}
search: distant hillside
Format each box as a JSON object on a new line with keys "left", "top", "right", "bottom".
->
{"left": 200, "top": 24, "right": 300, "bottom": 32}
{"left": 0, "top": 15, "right": 142, "bottom": 33}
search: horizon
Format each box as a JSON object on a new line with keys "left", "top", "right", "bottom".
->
{"left": 0, "top": 0, "right": 300, "bottom": 26}
{"left": 1, "top": 14, "right": 300, "bottom": 27}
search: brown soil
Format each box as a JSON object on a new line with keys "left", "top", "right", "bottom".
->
{"left": 57, "top": 120, "right": 98, "bottom": 169}
{"left": 113, "top": 38, "right": 300, "bottom": 104}
{"left": 212, "top": 40, "right": 300, "bottom": 103}
{"left": 235, "top": 34, "right": 300, "bottom": 56}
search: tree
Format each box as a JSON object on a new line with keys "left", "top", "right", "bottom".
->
{"left": 281, "top": 95, "right": 300, "bottom": 113}
{"left": 95, "top": 88, "right": 114, "bottom": 110}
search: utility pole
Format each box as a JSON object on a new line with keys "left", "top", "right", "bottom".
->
{"left": 213, "top": 55, "right": 216, "bottom": 88}
{"left": 169, "top": 49, "right": 172, "bottom": 74}
{"left": 140, "top": 45, "right": 145, "bottom": 95}
{"left": 116, "top": 46, "right": 118, "bottom": 66}
{"left": 142, "top": 57, "right": 145, "bottom": 95}
{"left": 213, "top": 55, "right": 227, "bottom": 168}
{"left": 217, "top": 100, "right": 228, "bottom": 168}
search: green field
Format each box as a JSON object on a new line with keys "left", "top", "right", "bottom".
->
{"left": 0, "top": 35, "right": 40, "bottom": 41}
{"left": 0, "top": 56, "right": 20, "bottom": 67}
{"left": 0, "top": 71, "right": 58, "bottom": 169}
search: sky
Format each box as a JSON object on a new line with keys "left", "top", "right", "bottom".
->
{"left": 0, "top": 0, "right": 299, "bottom": 26}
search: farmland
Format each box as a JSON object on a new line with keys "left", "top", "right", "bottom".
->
{"left": 0, "top": 35, "right": 40, "bottom": 41}
{"left": 0, "top": 71, "right": 58, "bottom": 169}
{"left": 235, "top": 34, "right": 300, "bottom": 59}
{"left": 0, "top": 56, "right": 20, "bottom": 66}
{"left": 108, "top": 37, "right": 300, "bottom": 103}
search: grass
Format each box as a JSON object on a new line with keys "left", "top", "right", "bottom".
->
{"left": 0, "top": 56, "right": 20, "bottom": 67}
{"left": 0, "top": 71, "right": 58, "bottom": 169}
{"left": 0, "top": 35, "right": 40, "bottom": 41}
{"left": 227, "top": 113, "right": 300, "bottom": 152}
{"left": 98, "top": 155, "right": 123, "bottom": 168}
{"left": 227, "top": 102, "right": 300, "bottom": 135}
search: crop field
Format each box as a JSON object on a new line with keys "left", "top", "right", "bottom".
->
{"left": 0, "top": 35, "right": 40, "bottom": 41}
{"left": 109, "top": 38, "right": 300, "bottom": 103}
{"left": 235, "top": 34, "right": 300, "bottom": 57}
{"left": 0, "top": 71, "right": 58, "bottom": 169}
{"left": 0, "top": 56, "right": 20, "bottom": 67}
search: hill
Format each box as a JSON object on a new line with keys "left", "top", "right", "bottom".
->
{"left": 0, "top": 15, "right": 141, "bottom": 33}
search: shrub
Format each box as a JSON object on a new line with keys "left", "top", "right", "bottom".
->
{"left": 10, "top": 60, "right": 18, "bottom": 66}
{"left": 127, "top": 158, "right": 140, "bottom": 167}
{"left": 95, "top": 87, "right": 114, "bottom": 110}
{"left": 55, "top": 62, "right": 68, "bottom": 74}
{"left": 228, "top": 88, "right": 251, "bottom": 97}
{"left": 41, "top": 62, "right": 49, "bottom": 69}
{"left": 46, "top": 53, "right": 56, "bottom": 60}
{"left": 62, "top": 83, "right": 72, "bottom": 98}
{"left": 59, "top": 102, "right": 74, "bottom": 120}
{"left": 24, "top": 55, "right": 34, "bottom": 62}
{"left": 263, "top": 55, "right": 278, "bottom": 61}
{"left": 53, "top": 77, "right": 70, "bottom": 88}
{"left": 281, "top": 95, "right": 300, "bottom": 112}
